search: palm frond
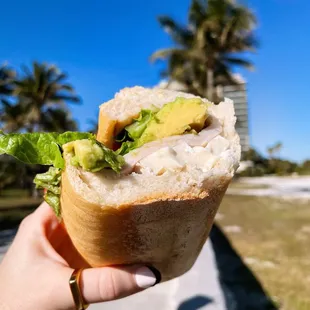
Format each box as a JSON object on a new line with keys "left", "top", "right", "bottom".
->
{"left": 188, "top": 0, "right": 207, "bottom": 28}
{"left": 58, "top": 83, "right": 75, "bottom": 92}
{"left": 49, "top": 94, "right": 81, "bottom": 103}
{"left": 7, "top": 61, "right": 81, "bottom": 132}
{"left": 53, "top": 72, "right": 67, "bottom": 83}
{"left": 42, "top": 108, "right": 78, "bottom": 132}
{"left": 221, "top": 56, "right": 254, "bottom": 70}
{"left": 158, "top": 16, "right": 194, "bottom": 47}
{"left": 0, "top": 64, "right": 16, "bottom": 96}
{"left": 150, "top": 48, "right": 186, "bottom": 62}
{"left": 20, "top": 64, "right": 32, "bottom": 77}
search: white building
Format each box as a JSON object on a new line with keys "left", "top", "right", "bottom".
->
{"left": 221, "top": 75, "right": 250, "bottom": 152}
{"left": 155, "top": 76, "right": 250, "bottom": 153}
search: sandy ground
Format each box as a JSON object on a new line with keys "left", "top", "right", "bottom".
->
{"left": 228, "top": 176, "right": 310, "bottom": 199}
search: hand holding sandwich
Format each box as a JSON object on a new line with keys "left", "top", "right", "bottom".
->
{"left": 0, "top": 86, "right": 241, "bottom": 309}
{"left": 0, "top": 202, "right": 159, "bottom": 310}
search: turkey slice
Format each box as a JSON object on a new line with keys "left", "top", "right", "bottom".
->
{"left": 122, "top": 116, "right": 222, "bottom": 174}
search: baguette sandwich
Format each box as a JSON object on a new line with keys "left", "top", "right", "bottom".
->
{"left": 0, "top": 86, "right": 240, "bottom": 281}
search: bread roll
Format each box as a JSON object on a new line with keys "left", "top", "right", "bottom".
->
{"left": 61, "top": 86, "right": 240, "bottom": 281}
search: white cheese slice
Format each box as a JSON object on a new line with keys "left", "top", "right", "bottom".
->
{"left": 205, "top": 136, "right": 230, "bottom": 156}
{"left": 138, "top": 147, "right": 184, "bottom": 175}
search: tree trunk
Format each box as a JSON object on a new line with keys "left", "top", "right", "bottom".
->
{"left": 206, "top": 68, "right": 214, "bottom": 101}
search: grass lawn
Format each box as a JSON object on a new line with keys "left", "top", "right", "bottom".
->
{"left": 0, "top": 189, "right": 41, "bottom": 229}
{"left": 0, "top": 208, "right": 38, "bottom": 230}
{"left": 0, "top": 189, "right": 42, "bottom": 209}
{"left": 218, "top": 195, "right": 310, "bottom": 310}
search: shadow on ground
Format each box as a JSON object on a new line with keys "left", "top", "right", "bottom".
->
{"left": 209, "top": 223, "right": 278, "bottom": 310}
{"left": 177, "top": 295, "right": 213, "bottom": 310}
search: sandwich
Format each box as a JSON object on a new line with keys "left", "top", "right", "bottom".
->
{"left": 0, "top": 86, "right": 240, "bottom": 281}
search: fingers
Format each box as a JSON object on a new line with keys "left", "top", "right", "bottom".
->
{"left": 26, "top": 202, "right": 59, "bottom": 236}
{"left": 33, "top": 201, "right": 56, "bottom": 224}
{"left": 50, "top": 223, "right": 91, "bottom": 269}
{"left": 21, "top": 201, "right": 55, "bottom": 227}
{"left": 80, "top": 265, "right": 160, "bottom": 304}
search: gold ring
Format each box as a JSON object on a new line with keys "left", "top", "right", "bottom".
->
{"left": 69, "top": 269, "right": 89, "bottom": 310}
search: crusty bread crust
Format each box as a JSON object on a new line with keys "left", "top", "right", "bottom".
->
{"left": 61, "top": 169, "right": 230, "bottom": 280}
{"left": 96, "top": 110, "right": 117, "bottom": 149}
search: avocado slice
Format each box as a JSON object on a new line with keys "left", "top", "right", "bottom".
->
{"left": 136, "top": 97, "right": 208, "bottom": 147}
{"left": 64, "top": 139, "right": 124, "bottom": 172}
{"left": 116, "top": 97, "right": 209, "bottom": 155}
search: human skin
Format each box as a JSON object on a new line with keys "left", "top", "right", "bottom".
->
{"left": 0, "top": 203, "right": 158, "bottom": 310}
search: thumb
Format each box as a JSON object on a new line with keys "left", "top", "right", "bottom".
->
{"left": 78, "top": 265, "right": 161, "bottom": 304}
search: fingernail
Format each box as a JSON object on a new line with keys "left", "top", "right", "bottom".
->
{"left": 146, "top": 265, "right": 161, "bottom": 285}
{"left": 135, "top": 266, "right": 157, "bottom": 289}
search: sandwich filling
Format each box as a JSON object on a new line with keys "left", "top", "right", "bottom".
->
{"left": 115, "top": 97, "right": 209, "bottom": 155}
{"left": 0, "top": 94, "right": 238, "bottom": 215}
{"left": 62, "top": 96, "right": 238, "bottom": 206}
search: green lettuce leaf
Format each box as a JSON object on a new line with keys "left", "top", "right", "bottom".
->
{"left": 34, "top": 167, "right": 61, "bottom": 217}
{"left": 0, "top": 132, "right": 94, "bottom": 169}
{"left": 1, "top": 131, "right": 125, "bottom": 217}
{"left": 116, "top": 140, "right": 138, "bottom": 156}
{"left": 45, "top": 192, "right": 61, "bottom": 217}
{"left": 116, "top": 110, "right": 157, "bottom": 155}
{"left": 96, "top": 141, "right": 125, "bottom": 173}
{"left": 56, "top": 132, "right": 95, "bottom": 146}
{"left": 126, "top": 110, "right": 157, "bottom": 140}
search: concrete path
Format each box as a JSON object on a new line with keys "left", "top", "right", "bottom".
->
{"left": 90, "top": 240, "right": 226, "bottom": 310}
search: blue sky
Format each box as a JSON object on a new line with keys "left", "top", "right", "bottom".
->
{"left": 1, "top": 0, "right": 309, "bottom": 162}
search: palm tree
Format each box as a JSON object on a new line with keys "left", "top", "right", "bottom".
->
{"left": 151, "top": 0, "right": 258, "bottom": 101}
{"left": 0, "top": 64, "right": 15, "bottom": 97}
{"left": 267, "top": 142, "right": 283, "bottom": 159}
{"left": 0, "top": 100, "right": 27, "bottom": 132}
{"left": 41, "top": 108, "right": 78, "bottom": 132}
{"left": 0, "top": 65, "right": 20, "bottom": 132}
{"left": 0, "top": 63, "right": 80, "bottom": 197}
{"left": 14, "top": 62, "right": 80, "bottom": 132}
